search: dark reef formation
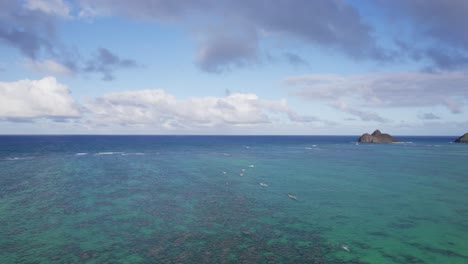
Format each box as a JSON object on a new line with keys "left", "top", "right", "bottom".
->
{"left": 358, "top": 129, "right": 399, "bottom": 143}
{"left": 454, "top": 133, "right": 468, "bottom": 143}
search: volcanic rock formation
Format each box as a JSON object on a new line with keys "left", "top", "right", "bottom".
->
{"left": 454, "top": 133, "right": 468, "bottom": 143}
{"left": 358, "top": 130, "right": 399, "bottom": 143}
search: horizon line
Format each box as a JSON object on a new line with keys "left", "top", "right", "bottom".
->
{"left": 0, "top": 134, "right": 461, "bottom": 137}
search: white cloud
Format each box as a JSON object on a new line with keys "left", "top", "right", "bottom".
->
{"left": 0, "top": 77, "right": 80, "bottom": 119}
{"left": 330, "top": 101, "right": 390, "bottom": 123}
{"left": 25, "top": 0, "right": 71, "bottom": 18}
{"left": 0, "top": 77, "right": 326, "bottom": 132}
{"left": 25, "top": 59, "right": 74, "bottom": 75}
{"left": 287, "top": 70, "right": 468, "bottom": 114}
{"left": 84, "top": 89, "right": 322, "bottom": 130}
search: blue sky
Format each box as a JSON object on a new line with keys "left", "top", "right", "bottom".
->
{"left": 1, "top": 0, "right": 467, "bottom": 135}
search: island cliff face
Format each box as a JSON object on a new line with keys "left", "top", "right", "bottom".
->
{"left": 454, "top": 133, "right": 468, "bottom": 143}
{"left": 358, "top": 130, "right": 399, "bottom": 143}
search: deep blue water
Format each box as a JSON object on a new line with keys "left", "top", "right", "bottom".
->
{"left": 1, "top": 136, "right": 467, "bottom": 263}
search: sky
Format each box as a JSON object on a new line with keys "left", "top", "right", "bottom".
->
{"left": 1, "top": 0, "right": 468, "bottom": 135}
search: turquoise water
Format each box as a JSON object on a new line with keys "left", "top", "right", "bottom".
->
{"left": 0, "top": 136, "right": 467, "bottom": 263}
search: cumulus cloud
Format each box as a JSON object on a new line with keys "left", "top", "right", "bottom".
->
{"left": 0, "top": 76, "right": 325, "bottom": 131}
{"left": 86, "top": 90, "right": 279, "bottom": 128}
{"left": 0, "top": 77, "right": 80, "bottom": 120}
{"left": 83, "top": 89, "right": 325, "bottom": 130}
{"left": 287, "top": 70, "right": 468, "bottom": 114}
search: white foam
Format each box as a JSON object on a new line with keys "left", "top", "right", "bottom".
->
{"left": 248, "top": 164, "right": 255, "bottom": 168}
{"left": 2, "top": 157, "right": 34, "bottom": 161}
{"left": 341, "top": 244, "right": 350, "bottom": 252}
{"left": 96, "top": 152, "right": 124, "bottom": 155}
{"left": 121, "top": 152, "right": 145, "bottom": 156}
{"left": 75, "top": 152, "right": 88, "bottom": 156}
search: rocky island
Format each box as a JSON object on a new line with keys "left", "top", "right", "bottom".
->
{"left": 358, "top": 129, "right": 399, "bottom": 143}
{"left": 454, "top": 133, "right": 468, "bottom": 143}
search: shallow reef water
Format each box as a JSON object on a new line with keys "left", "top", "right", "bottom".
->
{"left": 0, "top": 136, "right": 467, "bottom": 263}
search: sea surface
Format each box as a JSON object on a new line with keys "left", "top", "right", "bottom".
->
{"left": 0, "top": 135, "right": 467, "bottom": 263}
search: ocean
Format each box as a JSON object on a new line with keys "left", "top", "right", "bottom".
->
{"left": 0, "top": 136, "right": 467, "bottom": 263}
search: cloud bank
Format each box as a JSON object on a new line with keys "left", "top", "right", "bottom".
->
{"left": 4, "top": 0, "right": 468, "bottom": 76}
{"left": 1, "top": 76, "right": 466, "bottom": 135}
{"left": 0, "top": 77, "right": 323, "bottom": 130}
{"left": 287, "top": 70, "right": 468, "bottom": 120}
{"left": 78, "top": 0, "right": 386, "bottom": 72}
{"left": 76, "top": 0, "right": 468, "bottom": 72}
{"left": 84, "top": 89, "right": 323, "bottom": 130}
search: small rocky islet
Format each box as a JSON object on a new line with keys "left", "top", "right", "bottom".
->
{"left": 357, "top": 130, "right": 468, "bottom": 144}
{"left": 357, "top": 129, "right": 399, "bottom": 143}
{"left": 454, "top": 133, "right": 468, "bottom": 143}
